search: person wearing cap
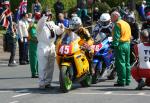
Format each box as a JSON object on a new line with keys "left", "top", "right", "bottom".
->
{"left": 111, "top": 11, "right": 131, "bottom": 86}
{"left": 131, "top": 29, "right": 150, "bottom": 90}
{"left": 36, "top": 10, "right": 64, "bottom": 89}
{"left": 1, "top": 0, "right": 18, "bottom": 67}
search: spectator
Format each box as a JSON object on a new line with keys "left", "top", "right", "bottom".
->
{"left": 13, "top": 8, "right": 19, "bottom": 23}
{"left": 28, "top": 18, "right": 38, "bottom": 78}
{"left": 93, "top": 7, "right": 100, "bottom": 22}
{"left": 111, "top": 11, "right": 131, "bottom": 86}
{"left": 81, "top": 9, "right": 91, "bottom": 26}
{"left": 54, "top": 0, "right": 64, "bottom": 21}
{"left": 141, "top": 11, "right": 150, "bottom": 30}
{"left": 77, "top": 0, "right": 87, "bottom": 9}
{"left": 55, "top": 13, "right": 69, "bottom": 44}
{"left": 0, "top": 0, "right": 3, "bottom": 14}
{"left": 131, "top": 29, "right": 150, "bottom": 90}
{"left": 28, "top": 13, "right": 33, "bottom": 22}
{"left": 36, "top": 11, "right": 64, "bottom": 89}
{"left": 126, "top": 12, "right": 139, "bottom": 40}
{"left": 56, "top": 13, "right": 69, "bottom": 28}
{"left": 32, "top": 0, "right": 42, "bottom": 15}
{"left": 64, "top": 11, "right": 68, "bottom": 19}
{"left": 28, "top": 13, "right": 32, "bottom": 19}
{"left": 119, "top": 2, "right": 127, "bottom": 19}
{"left": 139, "top": 0, "right": 147, "bottom": 21}
{"left": 17, "top": 13, "right": 29, "bottom": 65}
{"left": 2, "top": 1, "right": 17, "bottom": 66}
{"left": 76, "top": 8, "right": 82, "bottom": 18}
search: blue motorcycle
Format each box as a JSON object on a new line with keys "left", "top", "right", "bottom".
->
{"left": 91, "top": 32, "right": 116, "bottom": 84}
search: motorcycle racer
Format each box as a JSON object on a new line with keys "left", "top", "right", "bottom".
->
{"left": 93, "top": 13, "right": 113, "bottom": 37}
{"left": 69, "top": 16, "right": 94, "bottom": 74}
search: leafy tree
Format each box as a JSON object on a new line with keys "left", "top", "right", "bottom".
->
{"left": 10, "top": 0, "right": 76, "bottom": 13}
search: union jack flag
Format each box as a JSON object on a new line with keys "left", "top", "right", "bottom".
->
{"left": 0, "top": 8, "right": 11, "bottom": 28}
{"left": 17, "top": 0, "right": 27, "bottom": 20}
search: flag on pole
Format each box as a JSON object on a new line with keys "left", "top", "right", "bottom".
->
{"left": 0, "top": 6, "right": 11, "bottom": 28}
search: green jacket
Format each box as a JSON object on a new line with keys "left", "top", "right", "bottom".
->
{"left": 112, "top": 19, "right": 131, "bottom": 47}
{"left": 29, "top": 24, "right": 38, "bottom": 43}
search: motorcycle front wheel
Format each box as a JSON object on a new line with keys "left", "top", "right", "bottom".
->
{"left": 92, "top": 62, "right": 104, "bottom": 84}
{"left": 80, "top": 74, "right": 92, "bottom": 87}
{"left": 59, "top": 66, "right": 72, "bottom": 93}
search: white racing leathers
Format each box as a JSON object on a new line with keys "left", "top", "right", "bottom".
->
{"left": 37, "top": 16, "right": 64, "bottom": 86}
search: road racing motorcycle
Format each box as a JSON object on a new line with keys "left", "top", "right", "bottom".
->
{"left": 56, "top": 29, "right": 92, "bottom": 93}
{"left": 91, "top": 32, "right": 116, "bottom": 84}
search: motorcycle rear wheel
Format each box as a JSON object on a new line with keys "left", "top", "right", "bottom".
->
{"left": 59, "top": 66, "right": 72, "bottom": 93}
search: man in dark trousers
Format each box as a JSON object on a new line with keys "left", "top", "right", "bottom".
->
{"left": 54, "top": 0, "right": 64, "bottom": 21}
{"left": 0, "top": 0, "right": 17, "bottom": 66}
{"left": 17, "top": 13, "right": 29, "bottom": 65}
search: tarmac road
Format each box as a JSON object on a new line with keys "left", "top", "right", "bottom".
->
{"left": 0, "top": 34, "right": 150, "bottom": 103}
{"left": 0, "top": 60, "right": 150, "bottom": 103}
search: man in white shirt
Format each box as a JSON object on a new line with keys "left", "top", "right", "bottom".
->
{"left": 131, "top": 29, "right": 150, "bottom": 90}
{"left": 18, "top": 13, "right": 29, "bottom": 65}
{"left": 37, "top": 11, "right": 64, "bottom": 89}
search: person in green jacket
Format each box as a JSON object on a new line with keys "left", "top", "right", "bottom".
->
{"left": 28, "top": 20, "right": 38, "bottom": 78}
{"left": 111, "top": 11, "right": 131, "bottom": 86}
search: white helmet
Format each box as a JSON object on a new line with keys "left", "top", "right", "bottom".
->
{"left": 100, "top": 13, "right": 111, "bottom": 28}
{"left": 69, "top": 16, "right": 82, "bottom": 30}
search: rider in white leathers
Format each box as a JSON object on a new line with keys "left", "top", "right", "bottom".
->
{"left": 37, "top": 11, "right": 64, "bottom": 88}
{"left": 93, "top": 13, "right": 113, "bottom": 37}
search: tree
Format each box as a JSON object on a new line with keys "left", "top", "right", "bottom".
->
{"left": 10, "top": 0, "right": 77, "bottom": 13}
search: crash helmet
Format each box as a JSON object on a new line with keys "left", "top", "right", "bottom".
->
{"left": 69, "top": 16, "right": 82, "bottom": 30}
{"left": 100, "top": 13, "right": 111, "bottom": 28}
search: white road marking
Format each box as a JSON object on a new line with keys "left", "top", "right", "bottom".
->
{"left": 104, "top": 92, "right": 112, "bottom": 94}
{"left": 9, "top": 101, "right": 19, "bottom": 103}
{"left": 0, "top": 91, "right": 12, "bottom": 93}
{"left": 72, "top": 92, "right": 150, "bottom": 97}
{"left": 12, "top": 93, "right": 30, "bottom": 98}
{"left": 15, "top": 89, "right": 29, "bottom": 93}
{"left": 0, "top": 63, "right": 7, "bottom": 66}
{"left": 0, "top": 89, "right": 29, "bottom": 93}
{"left": 137, "top": 92, "right": 145, "bottom": 95}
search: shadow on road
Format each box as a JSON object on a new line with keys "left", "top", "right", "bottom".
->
{"left": 0, "top": 81, "right": 83, "bottom": 94}
{"left": 0, "top": 87, "right": 64, "bottom": 94}
{"left": 92, "top": 87, "right": 135, "bottom": 92}
{"left": 0, "top": 77, "right": 31, "bottom": 80}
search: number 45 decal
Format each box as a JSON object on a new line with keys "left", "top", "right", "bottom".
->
{"left": 59, "top": 45, "right": 71, "bottom": 54}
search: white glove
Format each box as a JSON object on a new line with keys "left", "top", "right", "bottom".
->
{"left": 50, "top": 43, "right": 56, "bottom": 56}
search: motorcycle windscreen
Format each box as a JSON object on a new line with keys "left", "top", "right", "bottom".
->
{"left": 94, "top": 32, "right": 107, "bottom": 44}
{"left": 61, "top": 31, "right": 80, "bottom": 45}
{"left": 57, "top": 31, "right": 80, "bottom": 55}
